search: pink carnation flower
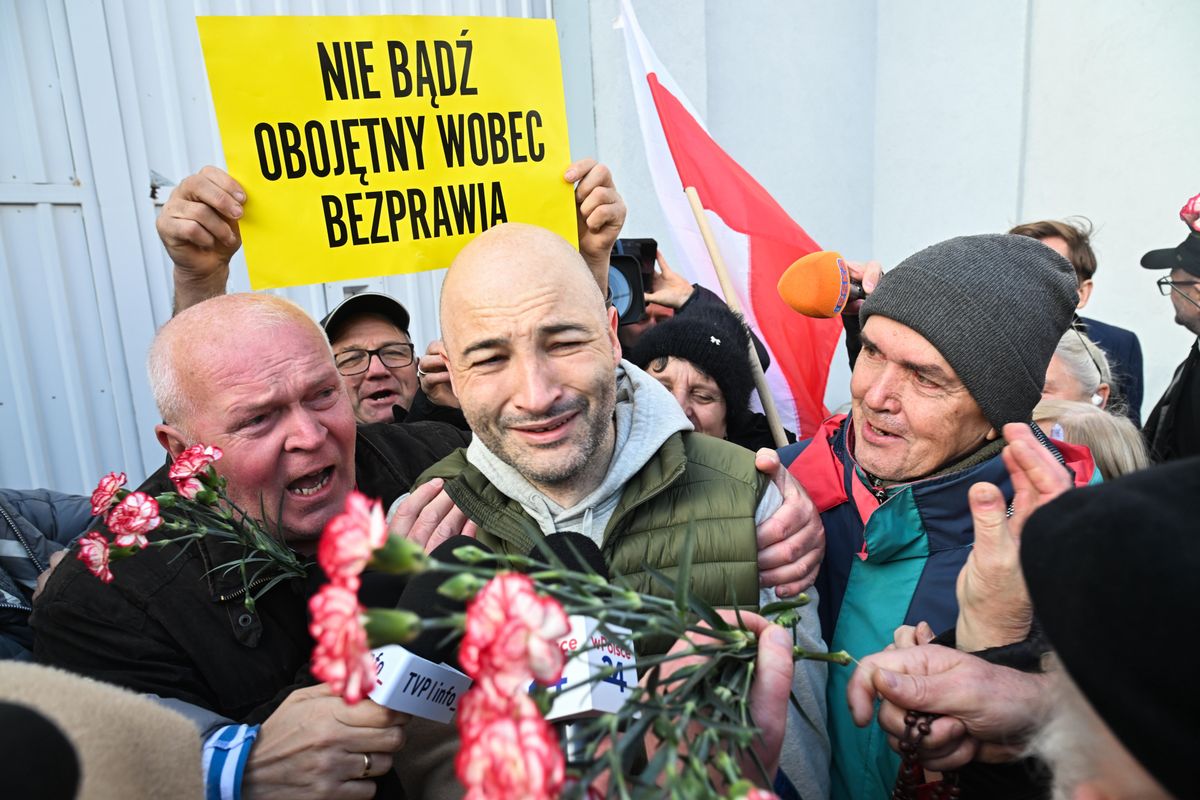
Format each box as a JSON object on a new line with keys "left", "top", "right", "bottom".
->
{"left": 456, "top": 696, "right": 564, "bottom": 800}
{"left": 459, "top": 573, "right": 569, "bottom": 695}
{"left": 317, "top": 491, "right": 387, "bottom": 586}
{"left": 105, "top": 492, "right": 161, "bottom": 549}
{"left": 309, "top": 583, "right": 376, "bottom": 704}
{"left": 90, "top": 471, "right": 126, "bottom": 517}
{"left": 168, "top": 444, "right": 223, "bottom": 499}
{"left": 1181, "top": 192, "right": 1200, "bottom": 231}
{"left": 76, "top": 531, "right": 113, "bottom": 584}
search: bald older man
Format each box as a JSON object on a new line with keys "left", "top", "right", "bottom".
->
{"left": 409, "top": 223, "right": 831, "bottom": 798}
{"left": 33, "top": 294, "right": 470, "bottom": 800}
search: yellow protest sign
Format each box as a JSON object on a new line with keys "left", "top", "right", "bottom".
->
{"left": 197, "top": 15, "right": 576, "bottom": 290}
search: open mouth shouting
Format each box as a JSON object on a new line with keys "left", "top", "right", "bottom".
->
{"left": 287, "top": 466, "right": 334, "bottom": 498}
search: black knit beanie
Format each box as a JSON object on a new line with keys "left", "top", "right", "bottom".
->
{"left": 630, "top": 307, "right": 756, "bottom": 424}
{"left": 1021, "top": 456, "right": 1200, "bottom": 798}
{"left": 860, "top": 234, "right": 1078, "bottom": 429}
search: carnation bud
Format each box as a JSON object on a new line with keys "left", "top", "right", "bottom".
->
{"left": 195, "top": 489, "right": 219, "bottom": 506}
{"left": 771, "top": 609, "right": 801, "bottom": 629}
{"left": 451, "top": 544, "right": 490, "bottom": 564}
{"left": 369, "top": 535, "right": 428, "bottom": 574}
{"left": 363, "top": 608, "right": 422, "bottom": 647}
{"left": 713, "top": 685, "right": 735, "bottom": 705}
{"left": 437, "top": 572, "right": 486, "bottom": 602}
{"left": 155, "top": 493, "right": 178, "bottom": 509}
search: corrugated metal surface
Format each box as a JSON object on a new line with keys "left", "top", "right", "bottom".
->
{"left": 1, "top": 0, "right": 560, "bottom": 494}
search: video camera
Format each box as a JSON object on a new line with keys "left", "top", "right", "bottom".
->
{"left": 608, "top": 238, "right": 658, "bottom": 325}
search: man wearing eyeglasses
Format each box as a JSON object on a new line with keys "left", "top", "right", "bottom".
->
{"left": 1142, "top": 212, "right": 1200, "bottom": 463}
{"left": 321, "top": 292, "right": 420, "bottom": 424}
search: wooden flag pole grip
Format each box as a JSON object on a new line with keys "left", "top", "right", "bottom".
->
{"left": 683, "top": 187, "right": 788, "bottom": 448}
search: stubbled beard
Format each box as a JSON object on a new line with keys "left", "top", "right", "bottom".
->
{"left": 471, "top": 382, "right": 615, "bottom": 490}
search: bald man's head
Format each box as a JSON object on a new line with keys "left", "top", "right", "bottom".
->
{"left": 438, "top": 223, "right": 621, "bottom": 507}
{"left": 148, "top": 293, "right": 327, "bottom": 429}
{"left": 148, "top": 292, "right": 357, "bottom": 546}
{"left": 440, "top": 223, "right": 606, "bottom": 350}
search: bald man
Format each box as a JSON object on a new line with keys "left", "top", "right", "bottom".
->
{"left": 33, "top": 293, "right": 471, "bottom": 800}
{"left": 413, "top": 223, "right": 831, "bottom": 798}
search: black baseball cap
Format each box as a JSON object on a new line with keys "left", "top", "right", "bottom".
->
{"left": 1140, "top": 230, "right": 1200, "bottom": 277}
{"left": 320, "top": 292, "right": 411, "bottom": 341}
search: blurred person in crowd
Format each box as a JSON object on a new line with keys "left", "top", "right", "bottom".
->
{"left": 1033, "top": 398, "right": 1149, "bottom": 479}
{"left": 846, "top": 454, "right": 1200, "bottom": 799}
{"left": 778, "top": 234, "right": 1098, "bottom": 799}
{"left": 1141, "top": 196, "right": 1200, "bottom": 463}
{"left": 1010, "top": 218, "right": 1144, "bottom": 424}
{"left": 0, "top": 489, "right": 92, "bottom": 661}
{"left": 1042, "top": 330, "right": 1118, "bottom": 412}
{"left": 629, "top": 304, "right": 795, "bottom": 451}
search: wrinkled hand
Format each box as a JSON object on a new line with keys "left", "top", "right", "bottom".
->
{"left": 33, "top": 550, "right": 67, "bottom": 602}
{"left": 754, "top": 449, "right": 824, "bottom": 597}
{"left": 889, "top": 621, "right": 936, "bottom": 651}
{"left": 956, "top": 423, "right": 1073, "bottom": 652}
{"left": 416, "top": 340, "right": 459, "bottom": 409}
{"left": 839, "top": 259, "right": 883, "bottom": 316}
{"left": 244, "top": 684, "right": 411, "bottom": 800}
{"left": 847, "top": 645, "right": 1050, "bottom": 771}
{"left": 156, "top": 165, "right": 244, "bottom": 313}
{"left": 387, "top": 478, "right": 477, "bottom": 554}
{"left": 650, "top": 610, "right": 794, "bottom": 783}
{"left": 565, "top": 158, "right": 626, "bottom": 292}
{"left": 643, "top": 251, "right": 696, "bottom": 309}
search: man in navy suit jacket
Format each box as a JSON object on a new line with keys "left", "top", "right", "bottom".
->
{"left": 1010, "top": 219, "right": 1145, "bottom": 424}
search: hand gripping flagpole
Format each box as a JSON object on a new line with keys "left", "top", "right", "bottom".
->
{"left": 684, "top": 187, "right": 788, "bottom": 448}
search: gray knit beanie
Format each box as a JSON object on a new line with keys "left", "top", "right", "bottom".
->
{"left": 860, "top": 234, "right": 1078, "bottom": 429}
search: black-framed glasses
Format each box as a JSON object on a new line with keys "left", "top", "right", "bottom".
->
{"left": 335, "top": 344, "right": 415, "bottom": 376}
{"left": 1157, "top": 276, "right": 1200, "bottom": 311}
{"left": 1157, "top": 276, "right": 1200, "bottom": 296}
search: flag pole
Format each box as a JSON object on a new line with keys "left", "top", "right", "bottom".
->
{"left": 684, "top": 187, "right": 788, "bottom": 448}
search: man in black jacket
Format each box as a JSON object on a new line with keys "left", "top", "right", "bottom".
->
{"left": 1141, "top": 227, "right": 1200, "bottom": 463}
{"left": 33, "top": 293, "right": 471, "bottom": 799}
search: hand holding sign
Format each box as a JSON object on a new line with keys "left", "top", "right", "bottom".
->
{"left": 157, "top": 166, "right": 245, "bottom": 312}
{"left": 566, "top": 158, "right": 627, "bottom": 293}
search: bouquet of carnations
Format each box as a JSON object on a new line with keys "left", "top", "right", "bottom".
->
{"left": 81, "top": 450, "right": 849, "bottom": 799}
{"left": 310, "top": 491, "right": 849, "bottom": 800}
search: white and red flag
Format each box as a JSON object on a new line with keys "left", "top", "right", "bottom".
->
{"left": 617, "top": 0, "right": 843, "bottom": 436}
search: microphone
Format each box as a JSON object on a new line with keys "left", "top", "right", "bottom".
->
{"left": 526, "top": 534, "right": 636, "bottom": 729}
{"left": 777, "top": 250, "right": 865, "bottom": 318}
{"left": 368, "top": 535, "right": 488, "bottom": 723}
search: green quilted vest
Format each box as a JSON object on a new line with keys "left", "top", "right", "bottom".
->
{"left": 416, "top": 432, "right": 767, "bottom": 653}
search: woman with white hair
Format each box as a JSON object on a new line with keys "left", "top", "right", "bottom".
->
{"left": 1042, "top": 329, "right": 1122, "bottom": 414}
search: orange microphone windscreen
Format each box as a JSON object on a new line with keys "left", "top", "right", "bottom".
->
{"left": 777, "top": 251, "right": 850, "bottom": 318}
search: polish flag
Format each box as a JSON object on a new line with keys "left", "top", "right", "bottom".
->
{"left": 617, "top": 0, "right": 842, "bottom": 436}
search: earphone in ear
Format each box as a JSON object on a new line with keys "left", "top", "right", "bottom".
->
{"left": 1091, "top": 393, "right": 1103, "bottom": 406}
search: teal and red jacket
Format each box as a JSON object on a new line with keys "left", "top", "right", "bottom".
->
{"left": 784, "top": 414, "right": 1098, "bottom": 800}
